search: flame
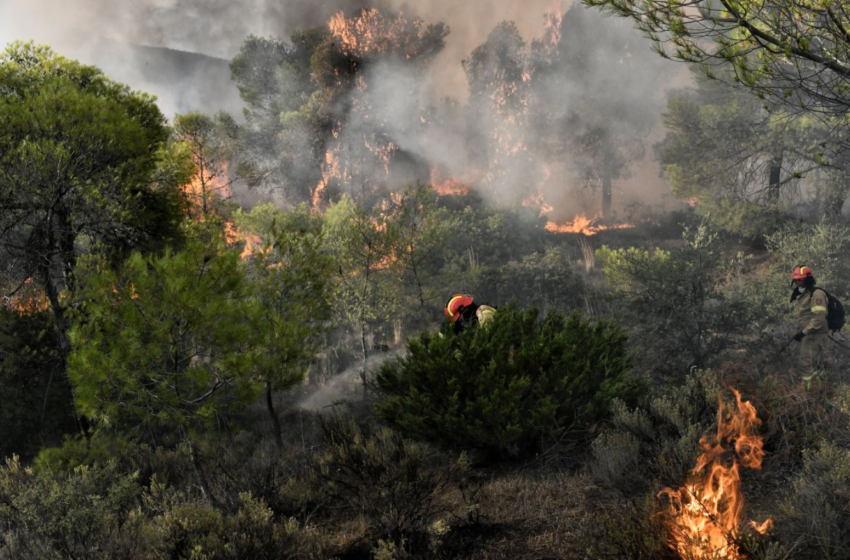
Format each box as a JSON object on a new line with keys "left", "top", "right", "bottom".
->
{"left": 3, "top": 278, "right": 50, "bottom": 315}
{"left": 544, "top": 213, "right": 634, "bottom": 235}
{"left": 224, "top": 222, "right": 263, "bottom": 260}
{"left": 430, "top": 168, "right": 470, "bottom": 196}
{"left": 658, "top": 389, "right": 772, "bottom": 560}
{"left": 183, "top": 161, "right": 231, "bottom": 217}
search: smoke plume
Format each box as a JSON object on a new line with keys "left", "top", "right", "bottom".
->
{"left": 1, "top": 0, "right": 687, "bottom": 212}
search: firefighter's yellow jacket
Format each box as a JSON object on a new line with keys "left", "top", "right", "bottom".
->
{"left": 476, "top": 305, "right": 497, "bottom": 327}
{"left": 796, "top": 288, "right": 829, "bottom": 335}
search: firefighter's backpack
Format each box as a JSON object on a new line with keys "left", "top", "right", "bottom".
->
{"left": 822, "top": 289, "right": 846, "bottom": 333}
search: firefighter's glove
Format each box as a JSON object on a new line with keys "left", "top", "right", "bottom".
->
{"left": 792, "top": 331, "right": 806, "bottom": 342}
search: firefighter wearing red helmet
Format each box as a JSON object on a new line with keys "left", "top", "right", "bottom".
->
{"left": 445, "top": 294, "right": 496, "bottom": 334}
{"left": 790, "top": 265, "right": 829, "bottom": 384}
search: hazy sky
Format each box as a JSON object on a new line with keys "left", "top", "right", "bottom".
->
{"left": 0, "top": 0, "right": 573, "bottom": 102}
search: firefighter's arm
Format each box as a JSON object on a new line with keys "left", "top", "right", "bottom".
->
{"left": 804, "top": 290, "right": 829, "bottom": 333}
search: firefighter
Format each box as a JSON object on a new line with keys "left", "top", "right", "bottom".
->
{"left": 445, "top": 294, "right": 497, "bottom": 334}
{"left": 790, "top": 265, "right": 829, "bottom": 386}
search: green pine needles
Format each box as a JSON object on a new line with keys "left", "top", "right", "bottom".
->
{"left": 375, "top": 305, "right": 643, "bottom": 459}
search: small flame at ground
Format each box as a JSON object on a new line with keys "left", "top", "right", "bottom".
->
{"left": 544, "top": 213, "right": 634, "bottom": 235}
{"left": 659, "top": 389, "right": 771, "bottom": 560}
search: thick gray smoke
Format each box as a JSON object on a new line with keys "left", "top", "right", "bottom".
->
{"left": 1, "top": 0, "right": 686, "bottom": 211}
{"left": 1, "top": 0, "right": 572, "bottom": 113}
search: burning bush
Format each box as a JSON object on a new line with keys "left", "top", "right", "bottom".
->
{"left": 375, "top": 305, "right": 643, "bottom": 459}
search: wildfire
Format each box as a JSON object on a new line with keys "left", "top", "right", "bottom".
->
{"left": 223, "top": 222, "right": 263, "bottom": 260}
{"left": 183, "top": 161, "right": 231, "bottom": 217}
{"left": 430, "top": 168, "right": 470, "bottom": 196}
{"left": 659, "top": 389, "right": 771, "bottom": 560}
{"left": 544, "top": 213, "right": 634, "bottom": 235}
{"left": 3, "top": 278, "right": 49, "bottom": 316}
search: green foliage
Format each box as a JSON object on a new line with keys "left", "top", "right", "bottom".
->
{"left": 384, "top": 184, "right": 452, "bottom": 317}
{"left": 0, "top": 42, "right": 184, "bottom": 350}
{"left": 33, "top": 431, "right": 133, "bottom": 473}
{"left": 0, "top": 309, "right": 76, "bottom": 460}
{"left": 0, "top": 454, "right": 325, "bottom": 560}
{"left": 173, "top": 112, "right": 232, "bottom": 219}
{"left": 0, "top": 456, "right": 142, "bottom": 560}
{"left": 237, "top": 205, "right": 334, "bottom": 392}
{"left": 68, "top": 226, "right": 261, "bottom": 432}
{"left": 766, "top": 218, "right": 850, "bottom": 300}
{"left": 782, "top": 444, "right": 850, "bottom": 559}
{"left": 376, "top": 304, "right": 641, "bottom": 459}
{"left": 583, "top": 0, "right": 850, "bottom": 133}
{"left": 597, "top": 220, "right": 755, "bottom": 375}
{"left": 323, "top": 194, "right": 399, "bottom": 348}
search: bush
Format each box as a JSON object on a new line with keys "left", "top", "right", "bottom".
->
{"left": 472, "top": 245, "right": 584, "bottom": 314}
{"left": 142, "top": 487, "right": 324, "bottom": 560}
{"left": 597, "top": 219, "right": 756, "bottom": 377}
{"left": 375, "top": 304, "right": 642, "bottom": 459}
{"left": 782, "top": 444, "right": 850, "bottom": 559}
{"left": 590, "top": 370, "right": 721, "bottom": 495}
{"left": 0, "top": 453, "right": 326, "bottom": 560}
{"left": 0, "top": 456, "right": 142, "bottom": 560}
{"left": 308, "top": 415, "right": 462, "bottom": 553}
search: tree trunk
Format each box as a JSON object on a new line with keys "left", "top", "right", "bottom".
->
{"left": 768, "top": 154, "right": 782, "bottom": 203}
{"left": 266, "top": 382, "right": 283, "bottom": 449}
{"left": 187, "top": 437, "right": 213, "bottom": 502}
{"left": 602, "top": 172, "right": 612, "bottom": 218}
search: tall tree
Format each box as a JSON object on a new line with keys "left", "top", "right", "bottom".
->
{"left": 234, "top": 204, "right": 333, "bottom": 447}
{"left": 529, "top": 6, "right": 665, "bottom": 217}
{"left": 0, "top": 43, "right": 183, "bottom": 357}
{"left": 583, "top": 0, "right": 850, "bottom": 143}
{"left": 323, "top": 195, "right": 397, "bottom": 379}
{"left": 173, "top": 112, "right": 232, "bottom": 218}
{"left": 660, "top": 66, "right": 850, "bottom": 228}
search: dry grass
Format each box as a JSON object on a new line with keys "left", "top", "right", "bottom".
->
{"left": 440, "top": 471, "right": 597, "bottom": 560}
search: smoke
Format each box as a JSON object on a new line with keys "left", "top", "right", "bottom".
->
{"left": 296, "top": 350, "right": 402, "bottom": 411}
{"left": 2, "top": 0, "right": 579, "bottom": 110}
{"left": 1, "top": 0, "right": 687, "bottom": 211}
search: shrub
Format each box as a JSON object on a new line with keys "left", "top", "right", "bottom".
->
{"left": 375, "top": 304, "right": 642, "bottom": 459}
{"left": 782, "top": 444, "right": 850, "bottom": 559}
{"left": 0, "top": 456, "right": 143, "bottom": 560}
{"left": 309, "top": 414, "right": 462, "bottom": 552}
{"left": 590, "top": 369, "right": 721, "bottom": 494}
{"left": 143, "top": 487, "right": 324, "bottom": 560}
{"left": 597, "top": 219, "right": 756, "bottom": 377}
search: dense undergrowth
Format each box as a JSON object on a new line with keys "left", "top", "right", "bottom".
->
{"left": 2, "top": 40, "right": 850, "bottom": 560}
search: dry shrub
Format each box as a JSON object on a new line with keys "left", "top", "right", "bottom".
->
{"left": 780, "top": 444, "right": 850, "bottom": 560}
{"left": 309, "top": 414, "right": 464, "bottom": 555}
{"left": 590, "top": 370, "right": 720, "bottom": 495}
{"left": 579, "top": 493, "right": 672, "bottom": 560}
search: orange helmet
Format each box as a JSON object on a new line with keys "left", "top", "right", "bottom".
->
{"left": 445, "top": 294, "right": 474, "bottom": 323}
{"left": 792, "top": 265, "right": 814, "bottom": 281}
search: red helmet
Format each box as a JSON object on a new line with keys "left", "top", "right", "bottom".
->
{"left": 445, "top": 294, "right": 474, "bottom": 323}
{"left": 792, "top": 265, "right": 814, "bottom": 281}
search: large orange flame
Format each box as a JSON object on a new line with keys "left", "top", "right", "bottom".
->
{"left": 659, "top": 389, "right": 771, "bottom": 560}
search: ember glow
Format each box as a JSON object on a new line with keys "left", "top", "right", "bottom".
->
{"left": 659, "top": 389, "right": 771, "bottom": 560}
{"left": 4, "top": 278, "right": 49, "bottom": 316}
{"left": 544, "top": 213, "right": 634, "bottom": 235}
